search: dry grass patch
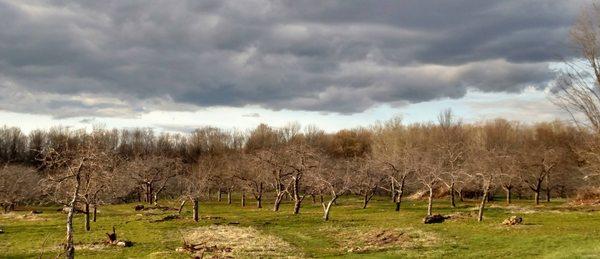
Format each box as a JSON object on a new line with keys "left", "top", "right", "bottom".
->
{"left": 179, "top": 225, "right": 298, "bottom": 258}
{"left": 1, "top": 212, "right": 46, "bottom": 221}
{"left": 321, "top": 226, "right": 438, "bottom": 253}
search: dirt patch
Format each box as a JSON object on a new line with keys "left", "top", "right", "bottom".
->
{"left": 446, "top": 211, "right": 477, "bottom": 221}
{"left": 508, "top": 208, "right": 538, "bottom": 214}
{"left": 1, "top": 212, "right": 46, "bottom": 221}
{"left": 322, "top": 226, "right": 438, "bottom": 253}
{"left": 178, "top": 225, "right": 298, "bottom": 258}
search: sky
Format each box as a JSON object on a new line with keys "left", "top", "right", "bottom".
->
{"left": 0, "top": 0, "right": 590, "bottom": 133}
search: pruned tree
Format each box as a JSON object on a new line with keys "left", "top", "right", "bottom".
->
{"left": 412, "top": 125, "right": 445, "bottom": 216}
{"left": 437, "top": 109, "right": 468, "bottom": 208}
{"left": 234, "top": 154, "right": 267, "bottom": 208}
{"left": 351, "top": 156, "right": 384, "bottom": 209}
{"left": 254, "top": 148, "right": 293, "bottom": 211}
{"left": 127, "top": 155, "right": 184, "bottom": 204}
{"left": 282, "top": 144, "right": 320, "bottom": 214}
{"left": 182, "top": 156, "right": 213, "bottom": 222}
{"left": 310, "top": 157, "right": 354, "bottom": 221}
{"left": 39, "top": 133, "right": 113, "bottom": 259}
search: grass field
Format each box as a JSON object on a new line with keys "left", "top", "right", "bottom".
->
{"left": 1, "top": 196, "right": 600, "bottom": 258}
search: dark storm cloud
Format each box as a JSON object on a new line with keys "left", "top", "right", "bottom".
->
{"left": 0, "top": 0, "right": 588, "bottom": 116}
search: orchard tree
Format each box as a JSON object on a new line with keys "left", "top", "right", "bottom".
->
{"left": 182, "top": 156, "right": 214, "bottom": 222}
{"left": 40, "top": 133, "right": 113, "bottom": 259}
{"left": 351, "top": 157, "right": 384, "bottom": 209}
{"left": 0, "top": 164, "right": 40, "bottom": 212}
{"left": 311, "top": 158, "right": 354, "bottom": 221}
{"left": 127, "top": 155, "right": 184, "bottom": 204}
{"left": 234, "top": 154, "right": 267, "bottom": 208}
{"left": 282, "top": 144, "right": 320, "bottom": 214}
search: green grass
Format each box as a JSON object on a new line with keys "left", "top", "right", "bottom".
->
{"left": 1, "top": 196, "right": 600, "bottom": 258}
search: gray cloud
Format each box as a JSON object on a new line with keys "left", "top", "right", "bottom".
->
{"left": 0, "top": 0, "right": 589, "bottom": 116}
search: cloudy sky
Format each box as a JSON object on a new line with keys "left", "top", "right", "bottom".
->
{"left": 0, "top": 0, "right": 590, "bottom": 133}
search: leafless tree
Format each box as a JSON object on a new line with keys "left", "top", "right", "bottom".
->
{"left": 282, "top": 144, "right": 320, "bottom": 214}
{"left": 182, "top": 156, "right": 214, "bottom": 222}
{"left": 351, "top": 157, "right": 384, "bottom": 209}
{"left": 552, "top": 4, "right": 600, "bottom": 132}
{"left": 0, "top": 164, "right": 40, "bottom": 212}
{"left": 127, "top": 155, "right": 184, "bottom": 204}
{"left": 234, "top": 154, "right": 267, "bottom": 208}
{"left": 39, "top": 134, "right": 113, "bottom": 259}
{"left": 310, "top": 158, "right": 354, "bottom": 221}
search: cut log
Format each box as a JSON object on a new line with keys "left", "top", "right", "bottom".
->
{"left": 502, "top": 216, "right": 523, "bottom": 225}
{"left": 423, "top": 214, "right": 448, "bottom": 224}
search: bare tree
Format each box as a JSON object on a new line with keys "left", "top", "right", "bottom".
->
{"left": 437, "top": 109, "right": 468, "bottom": 208}
{"left": 182, "top": 157, "right": 213, "bottom": 222}
{"left": 552, "top": 5, "right": 600, "bottom": 132}
{"left": 127, "top": 155, "right": 184, "bottom": 204}
{"left": 234, "top": 154, "right": 267, "bottom": 208}
{"left": 310, "top": 158, "right": 354, "bottom": 221}
{"left": 40, "top": 134, "right": 113, "bottom": 259}
{"left": 0, "top": 164, "right": 40, "bottom": 212}
{"left": 282, "top": 144, "right": 320, "bottom": 215}
{"left": 254, "top": 148, "right": 292, "bottom": 211}
{"left": 351, "top": 157, "right": 384, "bottom": 209}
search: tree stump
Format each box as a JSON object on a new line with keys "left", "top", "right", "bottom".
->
{"left": 106, "top": 226, "right": 117, "bottom": 243}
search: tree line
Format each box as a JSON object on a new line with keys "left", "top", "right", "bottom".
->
{"left": 1, "top": 112, "right": 596, "bottom": 223}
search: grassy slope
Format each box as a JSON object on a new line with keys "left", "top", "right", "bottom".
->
{"left": 1, "top": 196, "right": 600, "bottom": 258}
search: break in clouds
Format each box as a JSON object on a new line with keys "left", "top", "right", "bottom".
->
{"left": 0, "top": 0, "right": 587, "bottom": 117}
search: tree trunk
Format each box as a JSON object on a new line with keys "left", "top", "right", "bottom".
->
{"left": 66, "top": 174, "right": 81, "bottom": 259}
{"left": 545, "top": 174, "right": 551, "bottom": 202}
{"left": 292, "top": 176, "right": 302, "bottom": 214}
{"left": 293, "top": 199, "right": 302, "bottom": 214}
{"left": 391, "top": 179, "right": 396, "bottom": 202}
{"left": 450, "top": 182, "right": 456, "bottom": 208}
{"left": 257, "top": 183, "right": 263, "bottom": 208}
{"left": 312, "top": 194, "right": 316, "bottom": 204}
{"left": 193, "top": 198, "right": 199, "bottom": 222}
{"left": 478, "top": 185, "right": 490, "bottom": 222}
{"left": 178, "top": 200, "right": 186, "bottom": 215}
{"left": 320, "top": 195, "right": 323, "bottom": 203}
{"left": 153, "top": 193, "right": 159, "bottom": 205}
{"left": 427, "top": 186, "right": 434, "bottom": 216}
{"left": 146, "top": 183, "right": 153, "bottom": 204}
{"left": 93, "top": 204, "right": 97, "bottom": 222}
{"left": 395, "top": 178, "right": 406, "bottom": 212}
{"left": 241, "top": 192, "right": 246, "bottom": 207}
{"left": 534, "top": 190, "right": 540, "bottom": 205}
{"left": 273, "top": 193, "right": 284, "bottom": 212}
{"left": 363, "top": 194, "right": 370, "bottom": 209}
{"left": 322, "top": 196, "right": 338, "bottom": 221}
{"left": 84, "top": 202, "right": 90, "bottom": 231}
{"left": 505, "top": 187, "right": 512, "bottom": 205}
{"left": 227, "top": 189, "right": 232, "bottom": 205}
{"left": 218, "top": 188, "right": 222, "bottom": 202}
